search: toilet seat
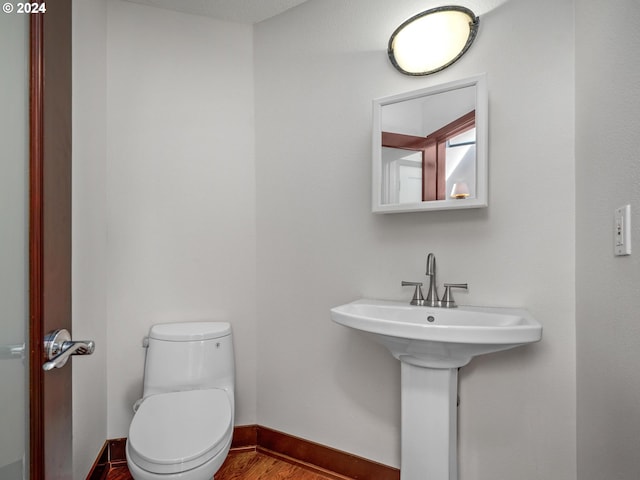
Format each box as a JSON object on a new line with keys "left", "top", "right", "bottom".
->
{"left": 128, "top": 388, "right": 232, "bottom": 475}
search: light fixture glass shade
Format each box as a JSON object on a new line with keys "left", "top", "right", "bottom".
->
{"left": 388, "top": 6, "right": 479, "bottom": 76}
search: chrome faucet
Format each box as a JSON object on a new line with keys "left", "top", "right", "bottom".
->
{"left": 424, "top": 253, "right": 439, "bottom": 307}
{"left": 402, "top": 253, "right": 468, "bottom": 308}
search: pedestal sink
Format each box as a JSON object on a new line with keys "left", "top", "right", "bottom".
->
{"left": 330, "top": 299, "right": 542, "bottom": 480}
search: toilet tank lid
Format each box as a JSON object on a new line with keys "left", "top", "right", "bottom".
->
{"left": 149, "top": 322, "right": 231, "bottom": 341}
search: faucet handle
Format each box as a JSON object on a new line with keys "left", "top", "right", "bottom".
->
{"left": 441, "top": 283, "right": 468, "bottom": 308}
{"left": 401, "top": 281, "right": 425, "bottom": 306}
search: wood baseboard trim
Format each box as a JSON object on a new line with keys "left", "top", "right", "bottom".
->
{"left": 86, "top": 426, "right": 399, "bottom": 480}
{"left": 85, "top": 438, "right": 127, "bottom": 480}
{"left": 230, "top": 424, "right": 258, "bottom": 449}
{"left": 256, "top": 426, "right": 399, "bottom": 480}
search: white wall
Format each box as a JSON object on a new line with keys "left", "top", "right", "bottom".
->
{"left": 72, "top": 0, "right": 583, "bottom": 478}
{"left": 576, "top": 1, "right": 640, "bottom": 478}
{"left": 104, "top": 0, "right": 257, "bottom": 438}
{"left": 73, "top": 1, "right": 258, "bottom": 472}
{"left": 72, "top": 0, "right": 109, "bottom": 477}
{"left": 255, "top": 0, "right": 576, "bottom": 478}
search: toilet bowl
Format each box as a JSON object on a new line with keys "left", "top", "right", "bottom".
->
{"left": 127, "top": 389, "right": 232, "bottom": 479}
{"left": 126, "top": 322, "right": 235, "bottom": 480}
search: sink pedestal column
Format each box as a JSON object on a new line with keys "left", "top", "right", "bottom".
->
{"left": 401, "top": 362, "right": 458, "bottom": 480}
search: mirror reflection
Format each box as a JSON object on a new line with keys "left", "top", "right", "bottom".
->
{"left": 372, "top": 74, "right": 487, "bottom": 213}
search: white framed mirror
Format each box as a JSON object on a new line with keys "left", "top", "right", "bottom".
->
{"left": 372, "top": 73, "right": 488, "bottom": 213}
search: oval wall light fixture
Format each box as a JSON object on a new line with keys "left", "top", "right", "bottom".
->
{"left": 388, "top": 6, "right": 479, "bottom": 76}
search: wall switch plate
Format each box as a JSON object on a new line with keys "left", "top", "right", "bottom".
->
{"left": 614, "top": 204, "right": 631, "bottom": 256}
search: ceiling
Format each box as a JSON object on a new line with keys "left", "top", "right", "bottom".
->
{"left": 124, "top": 0, "right": 310, "bottom": 24}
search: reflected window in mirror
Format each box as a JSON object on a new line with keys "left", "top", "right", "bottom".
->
{"left": 446, "top": 126, "right": 476, "bottom": 200}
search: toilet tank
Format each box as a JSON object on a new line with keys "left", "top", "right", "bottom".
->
{"left": 142, "top": 321, "right": 234, "bottom": 398}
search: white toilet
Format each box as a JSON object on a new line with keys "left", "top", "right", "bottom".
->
{"left": 126, "top": 321, "right": 235, "bottom": 480}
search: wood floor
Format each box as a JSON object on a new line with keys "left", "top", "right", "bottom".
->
{"left": 105, "top": 450, "right": 351, "bottom": 480}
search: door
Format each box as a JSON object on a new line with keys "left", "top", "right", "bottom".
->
{"left": 0, "top": 11, "right": 30, "bottom": 480}
{"left": 29, "top": 2, "right": 74, "bottom": 478}
{"left": 1, "top": 4, "right": 73, "bottom": 478}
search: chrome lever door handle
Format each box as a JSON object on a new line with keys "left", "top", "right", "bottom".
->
{"left": 43, "top": 341, "right": 95, "bottom": 371}
{"left": 42, "top": 329, "right": 95, "bottom": 371}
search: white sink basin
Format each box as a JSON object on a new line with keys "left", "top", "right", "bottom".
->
{"left": 331, "top": 298, "right": 542, "bottom": 479}
{"left": 331, "top": 298, "right": 542, "bottom": 368}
